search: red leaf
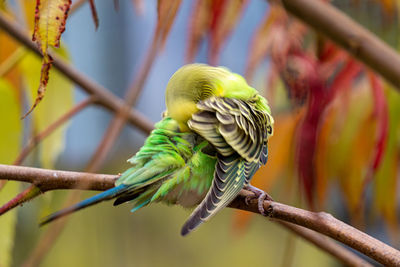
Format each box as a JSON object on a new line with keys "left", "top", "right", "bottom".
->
{"left": 368, "top": 73, "right": 389, "bottom": 172}
{"left": 208, "top": 0, "right": 248, "bottom": 65}
{"left": 291, "top": 53, "right": 326, "bottom": 206}
{"left": 327, "top": 58, "right": 362, "bottom": 101}
{"left": 185, "top": 0, "right": 247, "bottom": 65}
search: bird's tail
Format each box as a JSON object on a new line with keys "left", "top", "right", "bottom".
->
{"left": 40, "top": 184, "right": 128, "bottom": 226}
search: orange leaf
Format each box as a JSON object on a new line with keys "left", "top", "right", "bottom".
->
{"left": 156, "top": 0, "right": 182, "bottom": 50}
{"left": 340, "top": 112, "right": 375, "bottom": 216}
{"left": 315, "top": 104, "right": 336, "bottom": 204}
{"left": 379, "top": 0, "right": 395, "bottom": 14}
{"left": 245, "top": 5, "right": 284, "bottom": 80}
{"left": 186, "top": 0, "right": 213, "bottom": 63}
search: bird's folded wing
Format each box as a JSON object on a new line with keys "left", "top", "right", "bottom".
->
{"left": 182, "top": 97, "right": 269, "bottom": 235}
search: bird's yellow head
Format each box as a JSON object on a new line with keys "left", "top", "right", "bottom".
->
{"left": 165, "top": 64, "right": 271, "bottom": 131}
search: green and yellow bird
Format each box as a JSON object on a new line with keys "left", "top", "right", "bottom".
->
{"left": 41, "top": 64, "right": 274, "bottom": 235}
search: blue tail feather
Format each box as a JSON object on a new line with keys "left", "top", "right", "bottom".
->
{"left": 130, "top": 199, "right": 150, "bottom": 213}
{"left": 39, "top": 184, "right": 128, "bottom": 226}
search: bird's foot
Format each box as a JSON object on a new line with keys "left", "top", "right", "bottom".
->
{"left": 243, "top": 184, "right": 273, "bottom": 216}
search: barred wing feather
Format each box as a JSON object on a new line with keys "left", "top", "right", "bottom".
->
{"left": 181, "top": 97, "right": 270, "bottom": 235}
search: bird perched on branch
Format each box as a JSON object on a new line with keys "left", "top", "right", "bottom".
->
{"left": 41, "top": 64, "right": 274, "bottom": 235}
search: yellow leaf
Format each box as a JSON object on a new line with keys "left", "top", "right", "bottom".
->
{"left": 32, "top": 0, "right": 72, "bottom": 52}
{"left": 25, "top": 0, "right": 72, "bottom": 118}
{"left": 0, "top": 79, "right": 22, "bottom": 163}
{"left": 321, "top": 80, "right": 375, "bottom": 216}
{"left": 20, "top": 48, "right": 73, "bottom": 169}
{"left": 374, "top": 85, "right": 400, "bottom": 230}
{"left": 0, "top": 79, "right": 22, "bottom": 267}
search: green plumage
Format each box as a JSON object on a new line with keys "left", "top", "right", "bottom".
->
{"left": 40, "top": 64, "right": 274, "bottom": 235}
{"left": 114, "top": 118, "right": 216, "bottom": 209}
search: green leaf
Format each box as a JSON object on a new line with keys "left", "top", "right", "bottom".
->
{"left": 20, "top": 47, "right": 73, "bottom": 169}
{"left": 0, "top": 79, "right": 22, "bottom": 267}
{"left": 374, "top": 85, "right": 400, "bottom": 228}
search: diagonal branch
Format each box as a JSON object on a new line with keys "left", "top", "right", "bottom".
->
{"left": 14, "top": 97, "right": 95, "bottom": 166}
{"left": 1, "top": 164, "right": 398, "bottom": 266}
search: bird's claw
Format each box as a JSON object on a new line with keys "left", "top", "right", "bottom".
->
{"left": 244, "top": 185, "right": 273, "bottom": 216}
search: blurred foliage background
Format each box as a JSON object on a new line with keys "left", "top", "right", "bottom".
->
{"left": 0, "top": 0, "right": 400, "bottom": 266}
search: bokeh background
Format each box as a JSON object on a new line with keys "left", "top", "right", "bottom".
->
{"left": 1, "top": 0, "right": 400, "bottom": 266}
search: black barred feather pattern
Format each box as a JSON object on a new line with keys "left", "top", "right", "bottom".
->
{"left": 181, "top": 97, "right": 272, "bottom": 235}
{"left": 181, "top": 154, "right": 250, "bottom": 235}
{"left": 189, "top": 97, "right": 270, "bottom": 162}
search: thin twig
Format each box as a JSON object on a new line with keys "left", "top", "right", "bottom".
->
{"left": 281, "top": 0, "right": 400, "bottom": 88}
{"left": 14, "top": 97, "right": 95, "bottom": 165}
{"left": 70, "top": 0, "right": 88, "bottom": 14}
{"left": 21, "top": 214, "right": 74, "bottom": 267}
{"left": 85, "top": 4, "right": 167, "bottom": 171}
{"left": 0, "top": 164, "right": 395, "bottom": 266}
{"left": 0, "top": 185, "right": 41, "bottom": 216}
{"left": 0, "top": 11, "right": 154, "bottom": 134}
{"left": 0, "top": 46, "right": 26, "bottom": 77}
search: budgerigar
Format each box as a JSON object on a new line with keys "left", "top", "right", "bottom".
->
{"left": 41, "top": 64, "right": 274, "bottom": 235}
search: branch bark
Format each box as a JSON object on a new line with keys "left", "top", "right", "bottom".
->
{"left": 281, "top": 0, "right": 400, "bottom": 88}
{"left": 232, "top": 191, "right": 400, "bottom": 266}
{"left": 1, "top": 164, "right": 398, "bottom": 266}
{"left": 278, "top": 221, "right": 373, "bottom": 267}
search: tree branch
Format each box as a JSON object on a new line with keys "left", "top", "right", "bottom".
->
{"left": 231, "top": 191, "right": 400, "bottom": 266}
{"left": 0, "top": 11, "right": 154, "bottom": 135}
{"left": 0, "top": 164, "right": 117, "bottom": 192}
{"left": 281, "top": 0, "right": 400, "bottom": 88}
{"left": 278, "top": 222, "right": 373, "bottom": 267}
{"left": 1, "top": 164, "right": 398, "bottom": 266}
